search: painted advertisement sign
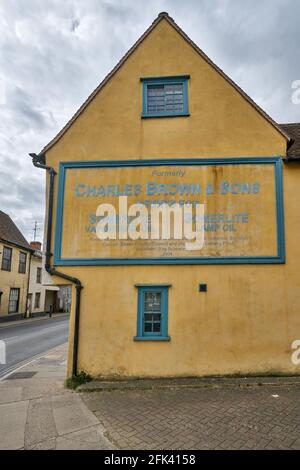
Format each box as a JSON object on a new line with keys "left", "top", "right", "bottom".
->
{"left": 54, "top": 157, "right": 284, "bottom": 265}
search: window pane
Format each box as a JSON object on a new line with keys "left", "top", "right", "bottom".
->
{"left": 144, "top": 313, "right": 153, "bottom": 322}
{"left": 35, "top": 292, "right": 41, "bottom": 309}
{"left": 147, "top": 83, "right": 184, "bottom": 114}
{"left": 4, "top": 247, "right": 11, "bottom": 260}
{"left": 145, "top": 292, "right": 161, "bottom": 309}
{"left": 19, "top": 252, "right": 26, "bottom": 273}
{"left": 144, "top": 322, "right": 152, "bottom": 332}
{"left": 9, "top": 288, "right": 19, "bottom": 313}
{"left": 2, "top": 247, "right": 12, "bottom": 271}
{"left": 148, "top": 85, "right": 164, "bottom": 95}
{"left": 2, "top": 259, "right": 9, "bottom": 270}
{"left": 165, "top": 84, "right": 182, "bottom": 93}
{"left": 143, "top": 291, "right": 162, "bottom": 334}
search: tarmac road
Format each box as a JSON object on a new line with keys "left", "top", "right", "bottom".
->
{"left": 0, "top": 314, "right": 69, "bottom": 379}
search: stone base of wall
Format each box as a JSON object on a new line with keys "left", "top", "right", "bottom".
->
{"left": 0, "top": 313, "right": 24, "bottom": 322}
{"left": 30, "top": 311, "right": 51, "bottom": 319}
{"left": 30, "top": 310, "right": 66, "bottom": 318}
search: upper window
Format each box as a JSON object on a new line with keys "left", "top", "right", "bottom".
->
{"left": 1, "top": 246, "right": 12, "bottom": 271}
{"left": 134, "top": 285, "right": 171, "bottom": 341}
{"left": 18, "top": 252, "right": 27, "bottom": 274}
{"left": 141, "top": 76, "right": 189, "bottom": 118}
{"left": 36, "top": 267, "right": 42, "bottom": 284}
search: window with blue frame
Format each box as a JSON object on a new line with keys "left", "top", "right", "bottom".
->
{"left": 134, "top": 285, "right": 171, "bottom": 341}
{"left": 141, "top": 76, "right": 189, "bottom": 118}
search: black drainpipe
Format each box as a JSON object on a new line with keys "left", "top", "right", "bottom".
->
{"left": 29, "top": 152, "right": 82, "bottom": 377}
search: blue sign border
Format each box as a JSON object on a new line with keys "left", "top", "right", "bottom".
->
{"left": 54, "top": 157, "right": 285, "bottom": 266}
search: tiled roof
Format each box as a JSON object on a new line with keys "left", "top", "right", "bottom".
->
{"left": 38, "top": 12, "right": 290, "bottom": 156}
{"left": 0, "top": 210, "right": 32, "bottom": 251}
{"left": 279, "top": 123, "right": 300, "bottom": 159}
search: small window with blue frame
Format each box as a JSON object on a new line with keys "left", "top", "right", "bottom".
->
{"left": 141, "top": 76, "right": 190, "bottom": 118}
{"left": 134, "top": 285, "right": 171, "bottom": 341}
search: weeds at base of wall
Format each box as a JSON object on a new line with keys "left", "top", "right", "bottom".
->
{"left": 65, "top": 371, "right": 92, "bottom": 390}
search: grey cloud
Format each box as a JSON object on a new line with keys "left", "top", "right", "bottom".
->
{"left": 71, "top": 19, "right": 80, "bottom": 32}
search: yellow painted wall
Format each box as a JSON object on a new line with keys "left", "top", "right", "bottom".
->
{"left": 0, "top": 242, "right": 30, "bottom": 316}
{"left": 43, "top": 18, "right": 300, "bottom": 377}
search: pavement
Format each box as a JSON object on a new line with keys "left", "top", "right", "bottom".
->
{"left": 0, "top": 314, "right": 69, "bottom": 379}
{"left": 1, "top": 342, "right": 300, "bottom": 450}
{"left": 0, "top": 343, "right": 113, "bottom": 450}
{"left": 0, "top": 312, "right": 69, "bottom": 329}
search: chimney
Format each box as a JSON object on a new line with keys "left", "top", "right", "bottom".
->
{"left": 30, "top": 241, "right": 42, "bottom": 251}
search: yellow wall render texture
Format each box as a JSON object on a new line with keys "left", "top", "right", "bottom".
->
{"left": 43, "top": 18, "right": 300, "bottom": 378}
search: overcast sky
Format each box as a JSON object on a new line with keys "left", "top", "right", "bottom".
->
{"left": 0, "top": 0, "right": 299, "bottom": 243}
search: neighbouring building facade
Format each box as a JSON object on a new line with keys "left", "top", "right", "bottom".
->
{"left": 32, "top": 13, "right": 300, "bottom": 378}
{"left": 28, "top": 241, "right": 60, "bottom": 316}
{"left": 0, "top": 210, "right": 33, "bottom": 320}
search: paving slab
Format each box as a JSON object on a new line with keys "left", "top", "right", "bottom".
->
{"left": 0, "top": 386, "right": 23, "bottom": 404}
{"left": 27, "top": 437, "right": 57, "bottom": 450}
{"left": 0, "top": 400, "right": 29, "bottom": 450}
{"left": 55, "top": 435, "right": 106, "bottom": 450}
{"left": 56, "top": 425, "right": 114, "bottom": 449}
{"left": 52, "top": 394, "right": 99, "bottom": 436}
{"left": 24, "top": 396, "right": 57, "bottom": 448}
